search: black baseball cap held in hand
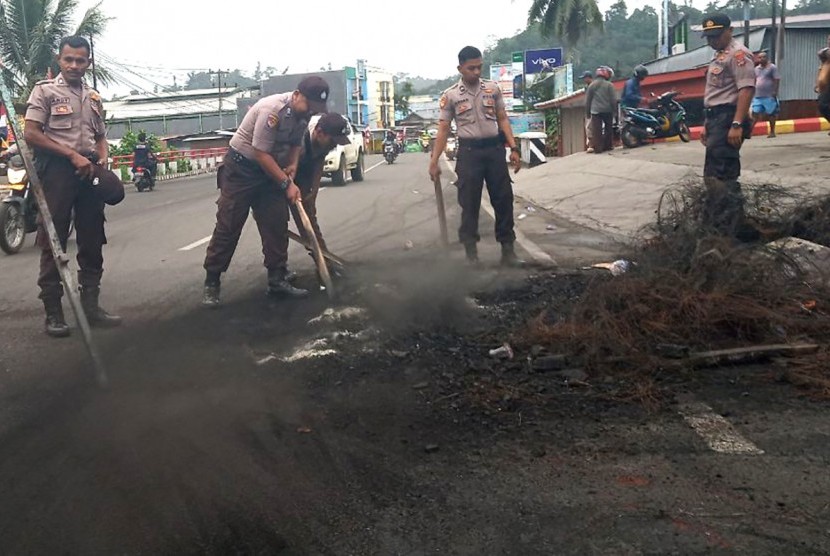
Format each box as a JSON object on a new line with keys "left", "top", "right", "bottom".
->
{"left": 297, "top": 76, "right": 330, "bottom": 114}
{"left": 316, "top": 113, "right": 351, "bottom": 145}
{"left": 701, "top": 13, "right": 731, "bottom": 36}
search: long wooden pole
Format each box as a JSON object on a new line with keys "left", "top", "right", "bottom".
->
{"left": 0, "top": 76, "right": 108, "bottom": 386}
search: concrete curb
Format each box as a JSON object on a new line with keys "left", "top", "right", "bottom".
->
{"left": 657, "top": 117, "right": 830, "bottom": 143}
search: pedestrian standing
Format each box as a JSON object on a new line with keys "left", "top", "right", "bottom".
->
{"left": 751, "top": 51, "right": 781, "bottom": 138}
{"left": 585, "top": 67, "right": 617, "bottom": 154}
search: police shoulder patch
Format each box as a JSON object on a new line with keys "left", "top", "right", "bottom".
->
{"left": 267, "top": 113, "right": 279, "bottom": 128}
{"left": 439, "top": 94, "right": 448, "bottom": 109}
{"left": 735, "top": 50, "right": 747, "bottom": 66}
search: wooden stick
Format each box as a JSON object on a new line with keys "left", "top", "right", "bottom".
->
{"left": 294, "top": 200, "right": 334, "bottom": 298}
{"left": 0, "top": 79, "right": 107, "bottom": 386}
{"left": 287, "top": 230, "right": 346, "bottom": 268}
{"left": 432, "top": 176, "right": 449, "bottom": 247}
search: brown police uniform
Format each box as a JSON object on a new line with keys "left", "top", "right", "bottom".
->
{"left": 703, "top": 37, "right": 756, "bottom": 232}
{"left": 25, "top": 73, "right": 122, "bottom": 302}
{"left": 439, "top": 78, "right": 515, "bottom": 246}
{"left": 288, "top": 119, "right": 330, "bottom": 251}
{"left": 203, "top": 92, "right": 307, "bottom": 276}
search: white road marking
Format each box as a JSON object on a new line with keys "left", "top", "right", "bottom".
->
{"left": 442, "top": 158, "right": 556, "bottom": 266}
{"left": 677, "top": 398, "right": 764, "bottom": 455}
{"left": 365, "top": 160, "right": 386, "bottom": 173}
{"left": 178, "top": 235, "right": 212, "bottom": 252}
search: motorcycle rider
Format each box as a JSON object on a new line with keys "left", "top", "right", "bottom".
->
{"left": 622, "top": 65, "right": 648, "bottom": 109}
{"left": 132, "top": 132, "right": 157, "bottom": 184}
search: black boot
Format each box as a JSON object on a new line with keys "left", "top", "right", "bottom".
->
{"left": 267, "top": 269, "right": 309, "bottom": 299}
{"left": 202, "top": 272, "right": 221, "bottom": 308}
{"left": 80, "top": 286, "right": 122, "bottom": 327}
{"left": 464, "top": 243, "right": 479, "bottom": 265}
{"left": 500, "top": 242, "right": 525, "bottom": 268}
{"left": 43, "top": 298, "right": 70, "bottom": 338}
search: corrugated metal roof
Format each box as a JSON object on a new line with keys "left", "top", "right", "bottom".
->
{"left": 691, "top": 13, "right": 830, "bottom": 31}
{"left": 643, "top": 29, "right": 767, "bottom": 75}
{"left": 104, "top": 89, "right": 249, "bottom": 121}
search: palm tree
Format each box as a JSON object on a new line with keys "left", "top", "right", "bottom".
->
{"left": 528, "top": 0, "right": 604, "bottom": 46}
{"left": 0, "top": 0, "right": 111, "bottom": 99}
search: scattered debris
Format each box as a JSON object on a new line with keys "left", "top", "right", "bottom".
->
{"left": 590, "top": 259, "right": 632, "bottom": 276}
{"left": 525, "top": 206, "right": 537, "bottom": 213}
{"left": 412, "top": 381, "right": 430, "bottom": 390}
{"left": 391, "top": 350, "right": 410, "bottom": 358}
{"left": 424, "top": 444, "right": 440, "bottom": 454}
{"left": 307, "top": 306, "right": 368, "bottom": 326}
{"left": 546, "top": 224, "right": 557, "bottom": 231}
{"left": 488, "top": 343, "right": 514, "bottom": 360}
{"left": 296, "top": 427, "right": 313, "bottom": 434}
{"left": 532, "top": 354, "right": 569, "bottom": 371}
{"left": 404, "top": 240, "right": 414, "bottom": 250}
{"left": 255, "top": 354, "right": 279, "bottom": 366}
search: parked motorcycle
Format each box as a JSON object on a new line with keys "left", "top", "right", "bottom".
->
{"left": 133, "top": 166, "right": 154, "bottom": 192}
{"left": 445, "top": 136, "right": 458, "bottom": 161}
{"left": 0, "top": 152, "right": 36, "bottom": 254}
{"left": 620, "top": 91, "right": 691, "bottom": 148}
{"left": 383, "top": 141, "right": 397, "bottom": 164}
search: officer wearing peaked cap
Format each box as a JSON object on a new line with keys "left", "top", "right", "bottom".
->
{"left": 202, "top": 76, "right": 331, "bottom": 307}
{"left": 700, "top": 13, "right": 756, "bottom": 236}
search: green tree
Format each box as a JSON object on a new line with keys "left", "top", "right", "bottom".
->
{"left": 0, "top": 0, "right": 111, "bottom": 98}
{"left": 394, "top": 81, "right": 414, "bottom": 115}
{"left": 528, "top": 0, "right": 604, "bottom": 45}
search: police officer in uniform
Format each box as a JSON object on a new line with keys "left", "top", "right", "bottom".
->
{"left": 700, "top": 14, "right": 756, "bottom": 235}
{"left": 202, "top": 76, "right": 330, "bottom": 307}
{"left": 429, "top": 46, "right": 523, "bottom": 266}
{"left": 286, "top": 112, "right": 351, "bottom": 277}
{"left": 24, "top": 35, "right": 125, "bottom": 338}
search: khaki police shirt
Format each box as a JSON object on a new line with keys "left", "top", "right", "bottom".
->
{"left": 25, "top": 74, "right": 106, "bottom": 155}
{"left": 704, "top": 39, "right": 756, "bottom": 107}
{"left": 438, "top": 79, "right": 505, "bottom": 140}
{"left": 230, "top": 92, "right": 307, "bottom": 160}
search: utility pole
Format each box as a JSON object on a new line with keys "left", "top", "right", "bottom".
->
{"left": 771, "top": 0, "right": 778, "bottom": 62}
{"left": 209, "top": 69, "right": 229, "bottom": 130}
{"left": 742, "top": 0, "right": 751, "bottom": 48}
{"left": 776, "top": 0, "right": 787, "bottom": 67}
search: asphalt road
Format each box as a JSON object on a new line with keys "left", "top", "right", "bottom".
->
{"left": 1, "top": 150, "right": 828, "bottom": 554}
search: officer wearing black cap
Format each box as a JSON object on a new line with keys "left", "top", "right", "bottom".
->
{"left": 24, "top": 35, "right": 125, "bottom": 337}
{"left": 285, "top": 113, "right": 351, "bottom": 278}
{"left": 700, "top": 13, "right": 756, "bottom": 234}
{"left": 202, "top": 75, "right": 330, "bottom": 307}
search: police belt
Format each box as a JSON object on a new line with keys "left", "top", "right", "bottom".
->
{"left": 458, "top": 136, "right": 502, "bottom": 149}
{"left": 704, "top": 104, "right": 736, "bottom": 116}
{"left": 227, "top": 147, "right": 261, "bottom": 169}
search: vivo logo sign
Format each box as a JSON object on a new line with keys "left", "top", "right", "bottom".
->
{"left": 524, "top": 48, "right": 564, "bottom": 74}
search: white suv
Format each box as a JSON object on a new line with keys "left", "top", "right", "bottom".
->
{"left": 312, "top": 116, "right": 365, "bottom": 186}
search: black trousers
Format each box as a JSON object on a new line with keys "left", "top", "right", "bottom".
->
{"left": 590, "top": 112, "right": 614, "bottom": 153}
{"left": 37, "top": 158, "right": 107, "bottom": 300}
{"left": 455, "top": 144, "right": 515, "bottom": 245}
{"left": 819, "top": 90, "right": 830, "bottom": 123}
{"left": 703, "top": 109, "right": 745, "bottom": 234}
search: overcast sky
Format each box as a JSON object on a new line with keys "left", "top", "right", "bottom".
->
{"left": 78, "top": 0, "right": 695, "bottom": 96}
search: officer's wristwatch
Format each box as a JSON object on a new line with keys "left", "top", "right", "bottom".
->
{"left": 278, "top": 177, "right": 291, "bottom": 191}
{"left": 510, "top": 146, "right": 520, "bottom": 154}
{"left": 730, "top": 121, "right": 742, "bottom": 129}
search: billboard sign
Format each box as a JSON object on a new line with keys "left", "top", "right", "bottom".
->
{"left": 524, "top": 47, "right": 564, "bottom": 74}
